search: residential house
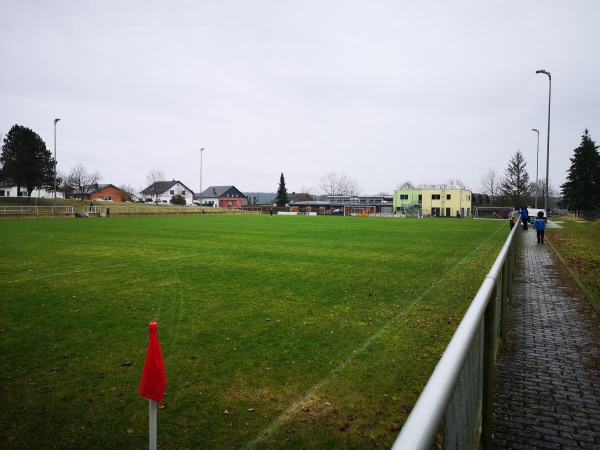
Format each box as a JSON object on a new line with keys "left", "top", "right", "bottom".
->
{"left": 140, "top": 180, "right": 194, "bottom": 205}
{"left": 393, "top": 186, "right": 472, "bottom": 217}
{"left": 0, "top": 177, "right": 61, "bottom": 198}
{"left": 194, "top": 185, "right": 247, "bottom": 208}
{"left": 89, "top": 184, "right": 131, "bottom": 203}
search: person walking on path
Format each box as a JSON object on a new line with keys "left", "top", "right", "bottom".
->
{"left": 519, "top": 206, "right": 529, "bottom": 230}
{"left": 532, "top": 210, "right": 546, "bottom": 244}
{"left": 493, "top": 223, "right": 600, "bottom": 448}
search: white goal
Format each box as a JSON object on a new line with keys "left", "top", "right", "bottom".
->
{"left": 474, "top": 207, "right": 515, "bottom": 220}
{"left": 343, "top": 205, "right": 377, "bottom": 216}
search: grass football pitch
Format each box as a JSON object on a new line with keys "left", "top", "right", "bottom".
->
{"left": 0, "top": 214, "right": 507, "bottom": 448}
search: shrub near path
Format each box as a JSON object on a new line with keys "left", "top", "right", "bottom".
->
{"left": 550, "top": 216, "right": 600, "bottom": 314}
{"left": 0, "top": 215, "right": 507, "bottom": 449}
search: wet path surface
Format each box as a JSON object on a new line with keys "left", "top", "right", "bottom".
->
{"left": 493, "top": 225, "right": 600, "bottom": 449}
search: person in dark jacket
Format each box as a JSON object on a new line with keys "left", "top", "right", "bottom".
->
{"left": 533, "top": 211, "right": 546, "bottom": 244}
{"left": 519, "top": 207, "right": 529, "bottom": 230}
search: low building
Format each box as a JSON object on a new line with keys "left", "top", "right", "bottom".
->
{"left": 0, "top": 178, "right": 61, "bottom": 199}
{"left": 289, "top": 194, "right": 393, "bottom": 214}
{"left": 194, "top": 186, "right": 247, "bottom": 208}
{"left": 140, "top": 180, "right": 194, "bottom": 205}
{"left": 393, "top": 186, "right": 472, "bottom": 217}
{"left": 89, "top": 184, "right": 131, "bottom": 203}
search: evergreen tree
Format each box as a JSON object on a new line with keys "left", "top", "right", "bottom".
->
{"left": 500, "top": 150, "right": 531, "bottom": 208}
{"left": 560, "top": 129, "right": 600, "bottom": 214}
{"left": 0, "top": 124, "right": 55, "bottom": 197}
{"left": 275, "top": 173, "right": 289, "bottom": 207}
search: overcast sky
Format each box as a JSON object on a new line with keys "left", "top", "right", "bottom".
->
{"left": 1, "top": 1, "right": 599, "bottom": 195}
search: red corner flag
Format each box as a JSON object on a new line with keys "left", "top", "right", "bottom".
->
{"left": 139, "top": 321, "right": 167, "bottom": 402}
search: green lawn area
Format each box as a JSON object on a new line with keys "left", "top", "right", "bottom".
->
{"left": 550, "top": 216, "right": 600, "bottom": 314}
{"left": 0, "top": 214, "right": 507, "bottom": 449}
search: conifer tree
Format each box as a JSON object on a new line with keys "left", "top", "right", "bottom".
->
{"left": 0, "top": 124, "right": 55, "bottom": 197}
{"left": 560, "top": 129, "right": 600, "bottom": 215}
{"left": 500, "top": 150, "right": 531, "bottom": 208}
{"left": 275, "top": 173, "right": 289, "bottom": 207}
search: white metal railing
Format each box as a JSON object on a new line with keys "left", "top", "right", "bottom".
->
{"left": 392, "top": 220, "right": 519, "bottom": 450}
{"left": 84, "top": 206, "right": 260, "bottom": 215}
{"left": 0, "top": 206, "right": 74, "bottom": 214}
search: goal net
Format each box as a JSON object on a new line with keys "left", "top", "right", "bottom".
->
{"left": 474, "top": 207, "right": 515, "bottom": 220}
{"left": 344, "top": 205, "right": 377, "bottom": 216}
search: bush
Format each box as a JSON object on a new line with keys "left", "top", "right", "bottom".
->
{"left": 171, "top": 194, "right": 186, "bottom": 205}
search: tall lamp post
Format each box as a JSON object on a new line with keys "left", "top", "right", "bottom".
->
{"left": 532, "top": 128, "right": 539, "bottom": 208}
{"left": 536, "top": 69, "right": 551, "bottom": 213}
{"left": 199, "top": 148, "right": 204, "bottom": 206}
{"left": 53, "top": 118, "right": 60, "bottom": 211}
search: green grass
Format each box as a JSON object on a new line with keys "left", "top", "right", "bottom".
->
{"left": 550, "top": 216, "right": 600, "bottom": 314}
{"left": 0, "top": 215, "right": 507, "bottom": 449}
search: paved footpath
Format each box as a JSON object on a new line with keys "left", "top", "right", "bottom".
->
{"left": 493, "top": 222, "right": 600, "bottom": 449}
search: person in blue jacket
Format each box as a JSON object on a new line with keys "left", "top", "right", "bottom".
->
{"left": 520, "top": 207, "right": 529, "bottom": 230}
{"left": 533, "top": 211, "right": 546, "bottom": 244}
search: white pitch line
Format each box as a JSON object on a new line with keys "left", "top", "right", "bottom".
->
{"left": 245, "top": 224, "right": 504, "bottom": 449}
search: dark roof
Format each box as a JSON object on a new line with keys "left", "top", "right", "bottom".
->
{"left": 194, "top": 185, "right": 245, "bottom": 199}
{"left": 141, "top": 180, "right": 194, "bottom": 195}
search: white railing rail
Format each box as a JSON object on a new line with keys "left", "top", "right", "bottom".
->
{"left": 392, "top": 220, "right": 518, "bottom": 450}
{"left": 85, "top": 206, "right": 260, "bottom": 215}
{"left": 0, "top": 206, "right": 74, "bottom": 214}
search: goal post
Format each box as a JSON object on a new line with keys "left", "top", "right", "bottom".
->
{"left": 344, "top": 205, "right": 377, "bottom": 216}
{"left": 474, "top": 207, "right": 515, "bottom": 220}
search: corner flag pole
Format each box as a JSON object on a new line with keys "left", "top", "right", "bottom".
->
{"left": 139, "top": 321, "right": 167, "bottom": 450}
{"left": 149, "top": 399, "right": 157, "bottom": 450}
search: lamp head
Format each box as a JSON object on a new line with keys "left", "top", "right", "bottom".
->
{"left": 536, "top": 69, "right": 551, "bottom": 78}
{"left": 532, "top": 128, "right": 538, "bottom": 133}
{"left": 54, "top": 118, "right": 60, "bottom": 124}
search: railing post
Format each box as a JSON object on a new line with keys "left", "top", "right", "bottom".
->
{"left": 500, "top": 258, "right": 509, "bottom": 340}
{"left": 481, "top": 285, "right": 497, "bottom": 449}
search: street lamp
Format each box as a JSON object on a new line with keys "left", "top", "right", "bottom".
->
{"left": 532, "top": 128, "right": 539, "bottom": 208}
{"left": 53, "top": 118, "right": 60, "bottom": 211}
{"left": 536, "top": 69, "right": 551, "bottom": 213}
{"left": 199, "top": 148, "right": 204, "bottom": 206}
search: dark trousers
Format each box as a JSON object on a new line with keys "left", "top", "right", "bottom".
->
{"left": 537, "top": 229, "right": 545, "bottom": 243}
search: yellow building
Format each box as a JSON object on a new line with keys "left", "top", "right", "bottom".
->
{"left": 393, "top": 187, "right": 472, "bottom": 217}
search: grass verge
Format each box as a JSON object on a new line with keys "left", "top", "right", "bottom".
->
{"left": 549, "top": 216, "right": 600, "bottom": 314}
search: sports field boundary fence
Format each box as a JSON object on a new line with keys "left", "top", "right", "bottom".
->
{"left": 0, "top": 205, "right": 74, "bottom": 216}
{"left": 87, "top": 205, "right": 261, "bottom": 216}
{"left": 392, "top": 217, "right": 519, "bottom": 449}
{"left": 0, "top": 205, "right": 262, "bottom": 218}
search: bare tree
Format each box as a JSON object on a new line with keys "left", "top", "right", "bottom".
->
{"left": 57, "top": 170, "right": 72, "bottom": 199}
{"left": 396, "top": 180, "right": 416, "bottom": 190}
{"left": 118, "top": 184, "right": 136, "bottom": 202}
{"left": 479, "top": 168, "right": 502, "bottom": 206}
{"left": 317, "top": 171, "right": 360, "bottom": 196}
{"left": 146, "top": 169, "right": 165, "bottom": 202}
{"left": 445, "top": 178, "right": 468, "bottom": 189}
{"left": 67, "top": 163, "right": 102, "bottom": 201}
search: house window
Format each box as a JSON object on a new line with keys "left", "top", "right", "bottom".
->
{"left": 432, "top": 194, "right": 441, "bottom": 200}
{"left": 446, "top": 194, "right": 451, "bottom": 200}
{"left": 0, "top": 190, "right": 4, "bottom": 196}
{"left": 170, "top": 190, "right": 175, "bottom": 195}
{"left": 400, "top": 194, "right": 408, "bottom": 200}
{"left": 181, "top": 190, "right": 185, "bottom": 195}
{"left": 104, "top": 196, "right": 112, "bottom": 201}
